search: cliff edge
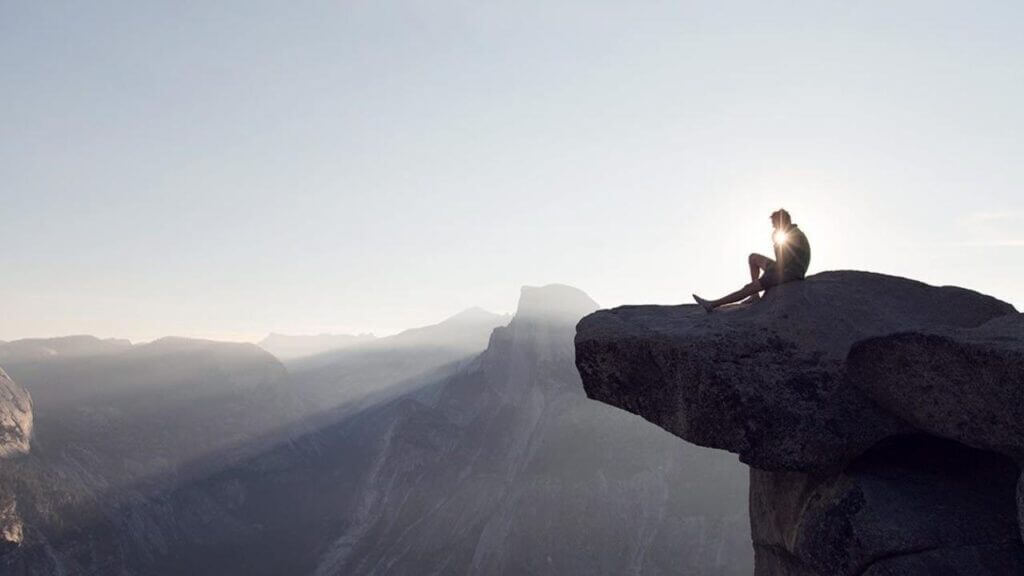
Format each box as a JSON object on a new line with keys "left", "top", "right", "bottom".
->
{"left": 575, "top": 270, "right": 1024, "bottom": 575}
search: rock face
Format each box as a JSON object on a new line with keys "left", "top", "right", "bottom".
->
{"left": 575, "top": 271, "right": 1024, "bottom": 576}
{"left": 0, "top": 367, "right": 31, "bottom": 557}
{"left": 296, "top": 284, "right": 752, "bottom": 575}
{"left": 847, "top": 313, "right": 1024, "bottom": 462}
{"left": 0, "top": 368, "right": 31, "bottom": 459}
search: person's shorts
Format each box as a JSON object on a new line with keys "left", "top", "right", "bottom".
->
{"left": 760, "top": 262, "right": 804, "bottom": 289}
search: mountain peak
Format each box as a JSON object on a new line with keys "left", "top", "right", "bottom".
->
{"left": 514, "top": 284, "right": 598, "bottom": 322}
{"left": 441, "top": 307, "right": 507, "bottom": 325}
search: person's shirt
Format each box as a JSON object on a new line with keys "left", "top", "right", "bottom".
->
{"left": 774, "top": 224, "right": 811, "bottom": 279}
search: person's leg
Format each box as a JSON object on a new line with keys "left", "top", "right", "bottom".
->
{"left": 743, "top": 253, "right": 773, "bottom": 303}
{"left": 693, "top": 279, "right": 763, "bottom": 312}
{"left": 749, "top": 253, "right": 772, "bottom": 283}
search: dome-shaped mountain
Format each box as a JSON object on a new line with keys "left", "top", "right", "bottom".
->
{"left": 513, "top": 284, "right": 599, "bottom": 323}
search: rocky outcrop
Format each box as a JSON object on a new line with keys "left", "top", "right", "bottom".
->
{"left": 0, "top": 367, "right": 31, "bottom": 557}
{"left": 574, "top": 271, "right": 1024, "bottom": 575}
{"left": 0, "top": 495, "right": 22, "bottom": 557}
{"left": 0, "top": 368, "right": 31, "bottom": 459}
{"left": 847, "top": 313, "right": 1024, "bottom": 462}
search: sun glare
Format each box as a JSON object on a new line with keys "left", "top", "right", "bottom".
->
{"left": 773, "top": 230, "right": 788, "bottom": 245}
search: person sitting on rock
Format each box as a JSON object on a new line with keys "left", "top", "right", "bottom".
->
{"left": 693, "top": 208, "right": 811, "bottom": 313}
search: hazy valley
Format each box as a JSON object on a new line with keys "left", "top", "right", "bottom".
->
{"left": 0, "top": 285, "right": 751, "bottom": 575}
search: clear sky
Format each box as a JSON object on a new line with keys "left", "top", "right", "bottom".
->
{"left": 2, "top": 1, "right": 1022, "bottom": 342}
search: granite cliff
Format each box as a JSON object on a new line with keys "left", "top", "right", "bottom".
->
{"left": 0, "top": 367, "right": 32, "bottom": 556}
{"left": 575, "top": 270, "right": 1024, "bottom": 575}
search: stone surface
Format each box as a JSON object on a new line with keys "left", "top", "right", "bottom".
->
{"left": 1019, "top": 474, "right": 1024, "bottom": 543}
{"left": 751, "top": 436, "right": 1021, "bottom": 576}
{"left": 575, "top": 270, "right": 1014, "bottom": 472}
{"left": 848, "top": 313, "right": 1024, "bottom": 461}
{"left": 0, "top": 495, "right": 21, "bottom": 556}
{"left": 0, "top": 367, "right": 31, "bottom": 459}
{"left": 858, "top": 544, "right": 1024, "bottom": 576}
{"left": 574, "top": 270, "right": 1024, "bottom": 575}
{"left": 0, "top": 366, "right": 30, "bottom": 558}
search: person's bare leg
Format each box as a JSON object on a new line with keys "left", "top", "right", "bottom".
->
{"left": 693, "top": 280, "right": 763, "bottom": 312}
{"left": 744, "top": 253, "right": 772, "bottom": 303}
{"left": 749, "top": 253, "right": 771, "bottom": 282}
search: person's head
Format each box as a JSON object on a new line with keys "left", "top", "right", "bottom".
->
{"left": 770, "top": 208, "right": 792, "bottom": 229}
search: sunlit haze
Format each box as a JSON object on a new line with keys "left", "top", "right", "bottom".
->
{"left": 3, "top": 1, "right": 1022, "bottom": 342}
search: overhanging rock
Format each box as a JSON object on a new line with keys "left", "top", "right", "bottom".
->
{"left": 575, "top": 271, "right": 1024, "bottom": 575}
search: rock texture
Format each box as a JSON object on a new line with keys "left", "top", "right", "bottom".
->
{"left": 0, "top": 367, "right": 31, "bottom": 557}
{"left": 847, "top": 313, "right": 1024, "bottom": 462}
{"left": 0, "top": 368, "right": 31, "bottom": 459}
{"left": 575, "top": 270, "right": 1024, "bottom": 576}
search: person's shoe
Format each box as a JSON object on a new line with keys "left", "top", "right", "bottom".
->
{"left": 692, "top": 294, "right": 714, "bottom": 313}
{"left": 741, "top": 293, "right": 761, "bottom": 305}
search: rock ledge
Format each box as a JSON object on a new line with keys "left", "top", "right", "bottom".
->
{"left": 575, "top": 271, "right": 1024, "bottom": 576}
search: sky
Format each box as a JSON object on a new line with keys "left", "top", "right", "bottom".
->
{"left": 2, "top": 1, "right": 1023, "bottom": 342}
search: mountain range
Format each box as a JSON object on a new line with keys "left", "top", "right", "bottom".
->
{"left": 258, "top": 333, "right": 377, "bottom": 361}
{"left": 0, "top": 285, "right": 750, "bottom": 575}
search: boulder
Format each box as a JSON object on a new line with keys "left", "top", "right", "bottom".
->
{"left": 574, "top": 271, "right": 1024, "bottom": 575}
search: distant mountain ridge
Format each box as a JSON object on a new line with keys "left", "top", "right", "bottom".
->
{"left": 0, "top": 287, "right": 750, "bottom": 575}
{"left": 379, "top": 307, "right": 510, "bottom": 349}
{"left": 258, "top": 332, "right": 377, "bottom": 360}
{"left": 281, "top": 307, "right": 511, "bottom": 421}
{"left": 306, "top": 283, "right": 750, "bottom": 575}
{"left": 0, "top": 335, "right": 132, "bottom": 362}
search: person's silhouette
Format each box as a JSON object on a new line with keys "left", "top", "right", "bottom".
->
{"left": 693, "top": 209, "right": 811, "bottom": 312}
